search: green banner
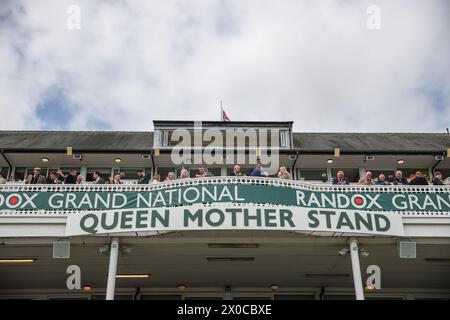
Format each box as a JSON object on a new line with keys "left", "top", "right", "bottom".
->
{"left": 1, "top": 183, "right": 449, "bottom": 212}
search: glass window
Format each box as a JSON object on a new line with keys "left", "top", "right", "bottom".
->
{"left": 1, "top": 167, "right": 9, "bottom": 179}
{"left": 297, "top": 169, "right": 328, "bottom": 182}
{"left": 331, "top": 168, "right": 360, "bottom": 183}
{"left": 114, "top": 168, "right": 142, "bottom": 180}
{"left": 86, "top": 168, "right": 112, "bottom": 182}
{"left": 13, "top": 167, "right": 26, "bottom": 181}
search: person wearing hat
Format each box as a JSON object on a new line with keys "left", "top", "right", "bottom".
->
{"left": 26, "top": 167, "right": 46, "bottom": 184}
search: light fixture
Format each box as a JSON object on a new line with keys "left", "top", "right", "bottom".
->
{"left": 82, "top": 285, "right": 93, "bottom": 292}
{"left": 177, "top": 284, "right": 187, "bottom": 291}
{"left": 327, "top": 159, "right": 334, "bottom": 164}
{"left": 115, "top": 158, "right": 122, "bottom": 163}
{"left": 42, "top": 157, "right": 49, "bottom": 163}
{"left": 397, "top": 159, "right": 405, "bottom": 164}
{"left": 359, "top": 248, "right": 370, "bottom": 258}
{"left": 338, "top": 248, "right": 349, "bottom": 256}
{"left": 271, "top": 284, "right": 279, "bottom": 291}
{"left": 0, "top": 258, "right": 36, "bottom": 263}
{"left": 116, "top": 274, "right": 150, "bottom": 279}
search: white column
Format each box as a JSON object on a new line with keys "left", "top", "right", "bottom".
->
{"left": 349, "top": 238, "right": 365, "bottom": 300}
{"left": 106, "top": 237, "right": 119, "bottom": 300}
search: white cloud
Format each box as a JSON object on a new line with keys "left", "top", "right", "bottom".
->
{"left": 0, "top": 0, "right": 448, "bottom": 132}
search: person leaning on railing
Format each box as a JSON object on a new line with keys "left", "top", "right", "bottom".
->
{"left": 137, "top": 169, "right": 150, "bottom": 184}
{"left": 46, "top": 171, "right": 62, "bottom": 184}
{"left": 408, "top": 171, "right": 428, "bottom": 185}
{"left": 359, "top": 171, "right": 375, "bottom": 185}
{"left": 393, "top": 170, "right": 408, "bottom": 185}
{"left": 432, "top": 172, "right": 444, "bottom": 185}
{"left": 26, "top": 167, "right": 46, "bottom": 184}
{"left": 332, "top": 170, "right": 350, "bottom": 185}
{"left": 277, "top": 166, "right": 292, "bottom": 180}
{"left": 376, "top": 174, "right": 390, "bottom": 186}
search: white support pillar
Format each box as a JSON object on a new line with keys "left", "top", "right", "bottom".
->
{"left": 349, "top": 238, "right": 365, "bottom": 300}
{"left": 106, "top": 237, "right": 119, "bottom": 300}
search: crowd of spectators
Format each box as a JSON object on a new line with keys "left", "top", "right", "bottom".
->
{"left": 332, "top": 170, "right": 447, "bottom": 186}
{"left": 0, "top": 166, "right": 447, "bottom": 186}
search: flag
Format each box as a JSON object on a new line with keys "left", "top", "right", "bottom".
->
{"left": 221, "top": 109, "right": 231, "bottom": 121}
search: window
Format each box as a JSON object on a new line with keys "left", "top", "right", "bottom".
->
{"left": 0, "top": 167, "right": 9, "bottom": 179}
{"left": 280, "top": 130, "right": 290, "bottom": 147}
{"left": 86, "top": 168, "right": 112, "bottom": 182}
{"left": 113, "top": 168, "right": 143, "bottom": 180}
{"left": 297, "top": 169, "right": 328, "bottom": 182}
{"left": 331, "top": 168, "right": 360, "bottom": 183}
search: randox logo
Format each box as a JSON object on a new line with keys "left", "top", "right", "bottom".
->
{"left": 296, "top": 191, "right": 383, "bottom": 210}
{"left": 0, "top": 193, "right": 38, "bottom": 209}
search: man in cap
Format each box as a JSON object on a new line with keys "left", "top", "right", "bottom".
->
{"left": 26, "top": 167, "right": 46, "bottom": 184}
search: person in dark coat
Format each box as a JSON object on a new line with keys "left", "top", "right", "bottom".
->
{"left": 62, "top": 169, "right": 78, "bottom": 184}
{"left": 332, "top": 170, "right": 350, "bottom": 185}
{"left": 137, "top": 169, "right": 150, "bottom": 184}
{"left": 408, "top": 171, "right": 429, "bottom": 185}
{"left": 432, "top": 172, "right": 444, "bottom": 185}
{"left": 92, "top": 171, "right": 106, "bottom": 184}
{"left": 393, "top": 170, "right": 408, "bottom": 185}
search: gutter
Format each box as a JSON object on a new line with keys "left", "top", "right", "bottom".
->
{"left": 150, "top": 150, "right": 156, "bottom": 175}
{"left": 1, "top": 149, "right": 13, "bottom": 179}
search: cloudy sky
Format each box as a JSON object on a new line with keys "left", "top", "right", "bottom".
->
{"left": 0, "top": 0, "right": 449, "bottom": 132}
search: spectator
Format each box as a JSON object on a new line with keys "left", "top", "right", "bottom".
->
{"left": 197, "top": 166, "right": 213, "bottom": 177}
{"left": 66, "top": 169, "right": 78, "bottom": 184}
{"left": 250, "top": 164, "right": 262, "bottom": 177}
{"left": 113, "top": 174, "right": 122, "bottom": 184}
{"left": 180, "top": 169, "right": 189, "bottom": 179}
{"left": 359, "top": 171, "right": 375, "bottom": 185}
{"left": 46, "top": 171, "right": 61, "bottom": 184}
{"left": 277, "top": 166, "right": 292, "bottom": 180}
{"left": 137, "top": 169, "right": 150, "bottom": 184}
{"left": 26, "top": 167, "right": 46, "bottom": 184}
{"left": 152, "top": 174, "right": 161, "bottom": 183}
{"left": 376, "top": 174, "right": 390, "bottom": 186}
{"left": 393, "top": 170, "right": 408, "bottom": 185}
{"left": 230, "top": 165, "right": 242, "bottom": 176}
{"left": 76, "top": 175, "right": 84, "bottom": 184}
{"left": 432, "top": 172, "right": 444, "bottom": 186}
{"left": 166, "top": 172, "right": 176, "bottom": 181}
{"left": 332, "top": 170, "right": 350, "bottom": 185}
{"left": 92, "top": 171, "right": 106, "bottom": 184}
{"left": 0, "top": 174, "right": 6, "bottom": 184}
{"left": 408, "top": 171, "right": 429, "bottom": 185}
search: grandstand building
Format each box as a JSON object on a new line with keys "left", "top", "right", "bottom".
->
{"left": 0, "top": 120, "right": 449, "bottom": 300}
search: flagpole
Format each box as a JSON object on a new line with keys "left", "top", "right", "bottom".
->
{"left": 220, "top": 100, "right": 223, "bottom": 121}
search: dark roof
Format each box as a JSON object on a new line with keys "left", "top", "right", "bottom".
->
{"left": 292, "top": 133, "right": 450, "bottom": 154}
{"left": 0, "top": 131, "right": 153, "bottom": 152}
{"left": 0, "top": 131, "right": 449, "bottom": 154}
